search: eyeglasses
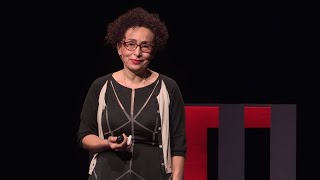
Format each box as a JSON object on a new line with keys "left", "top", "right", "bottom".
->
{"left": 121, "top": 41, "right": 153, "bottom": 53}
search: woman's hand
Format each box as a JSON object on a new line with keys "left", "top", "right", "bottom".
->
{"left": 107, "top": 133, "right": 132, "bottom": 151}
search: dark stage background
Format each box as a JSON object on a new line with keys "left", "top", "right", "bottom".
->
{"left": 13, "top": 0, "right": 318, "bottom": 179}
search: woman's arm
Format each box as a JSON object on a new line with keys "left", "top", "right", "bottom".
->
{"left": 82, "top": 134, "right": 109, "bottom": 152}
{"left": 172, "top": 156, "right": 185, "bottom": 180}
{"left": 82, "top": 134, "right": 129, "bottom": 153}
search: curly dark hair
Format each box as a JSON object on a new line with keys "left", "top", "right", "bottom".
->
{"left": 105, "top": 7, "right": 169, "bottom": 53}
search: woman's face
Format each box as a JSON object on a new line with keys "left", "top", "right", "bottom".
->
{"left": 118, "top": 27, "right": 154, "bottom": 73}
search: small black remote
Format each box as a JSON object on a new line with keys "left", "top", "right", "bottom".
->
{"left": 116, "top": 135, "right": 124, "bottom": 144}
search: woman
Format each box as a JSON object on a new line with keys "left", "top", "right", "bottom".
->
{"left": 77, "top": 7, "right": 186, "bottom": 180}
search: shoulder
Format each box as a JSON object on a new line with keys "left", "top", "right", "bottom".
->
{"left": 157, "top": 73, "right": 184, "bottom": 103}
{"left": 90, "top": 73, "right": 113, "bottom": 90}
{"left": 157, "top": 73, "right": 182, "bottom": 94}
{"left": 158, "top": 73, "right": 179, "bottom": 87}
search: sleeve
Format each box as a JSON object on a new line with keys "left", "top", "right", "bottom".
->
{"left": 77, "top": 80, "right": 100, "bottom": 148}
{"left": 169, "top": 81, "right": 187, "bottom": 157}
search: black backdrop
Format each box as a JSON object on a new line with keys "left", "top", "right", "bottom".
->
{"left": 13, "top": 1, "right": 318, "bottom": 179}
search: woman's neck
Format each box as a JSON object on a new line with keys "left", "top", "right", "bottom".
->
{"left": 121, "top": 69, "right": 150, "bottom": 89}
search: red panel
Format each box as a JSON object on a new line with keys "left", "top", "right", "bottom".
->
{"left": 244, "top": 107, "right": 271, "bottom": 128}
{"left": 184, "top": 106, "right": 219, "bottom": 180}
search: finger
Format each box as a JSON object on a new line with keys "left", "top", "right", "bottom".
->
{"left": 127, "top": 135, "right": 132, "bottom": 146}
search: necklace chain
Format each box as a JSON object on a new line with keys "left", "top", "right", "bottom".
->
{"left": 122, "top": 70, "right": 148, "bottom": 88}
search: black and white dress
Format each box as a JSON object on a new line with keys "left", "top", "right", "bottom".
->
{"left": 77, "top": 73, "right": 186, "bottom": 180}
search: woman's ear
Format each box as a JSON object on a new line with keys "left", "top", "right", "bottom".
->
{"left": 117, "top": 43, "right": 122, "bottom": 56}
{"left": 117, "top": 42, "right": 121, "bottom": 49}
